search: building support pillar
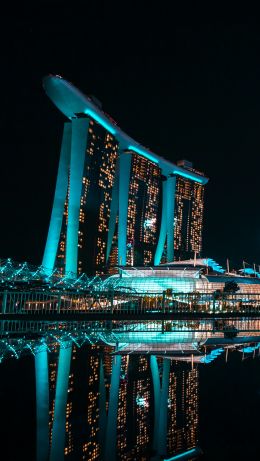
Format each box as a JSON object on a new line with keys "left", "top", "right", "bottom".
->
{"left": 154, "top": 174, "right": 176, "bottom": 265}
{"left": 106, "top": 157, "right": 120, "bottom": 264}
{"left": 42, "top": 122, "right": 71, "bottom": 272}
{"left": 154, "top": 179, "right": 168, "bottom": 265}
{"left": 49, "top": 342, "right": 72, "bottom": 461}
{"left": 104, "top": 354, "right": 122, "bottom": 461}
{"left": 65, "top": 117, "right": 90, "bottom": 276}
{"left": 118, "top": 151, "right": 132, "bottom": 266}
{"left": 150, "top": 355, "right": 161, "bottom": 450}
{"left": 35, "top": 345, "right": 49, "bottom": 461}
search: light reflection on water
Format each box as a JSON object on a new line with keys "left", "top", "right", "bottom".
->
{"left": 47, "top": 345, "right": 200, "bottom": 460}
{"left": 0, "top": 344, "right": 200, "bottom": 460}
{"left": 1, "top": 340, "right": 260, "bottom": 460}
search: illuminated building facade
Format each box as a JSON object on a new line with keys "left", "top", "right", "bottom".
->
{"left": 117, "top": 355, "right": 128, "bottom": 458}
{"left": 46, "top": 345, "right": 103, "bottom": 460}
{"left": 174, "top": 160, "right": 205, "bottom": 260}
{"left": 167, "top": 362, "right": 199, "bottom": 456}
{"left": 80, "top": 346, "right": 101, "bottom": 460}
{"left": 42, "top": 75, "right": 208, "bottom": 275}
{"left": 105, "top": 353, "right": 198, "bottom": 460}
{"left": 108, "top": 152, "right": 161, "bottom": 267}
{"left": 115, "top": 355, "right": 199, "bottom": 460}
{"left": 117, "top": 355, "right": 154, "bottom": 460}
{"left": 55, "top": 119, "right": 118, "bottom": 275}
{"left": 47, "top": 343, "right": 76, "bottom": 460}
{"left": 127, "top": 356, "right": 153, "bottom": 459}
{"left": 34, "top": 343, "right": 200, "bottom": 461}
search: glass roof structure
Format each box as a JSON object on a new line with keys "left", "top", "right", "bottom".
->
{"left": 101, "top": 261, "right": 260, "bottom": 294}
{"left": 100, "top": 272, "right": 199, "bottom": 293}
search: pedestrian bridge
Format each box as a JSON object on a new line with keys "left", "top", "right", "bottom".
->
{"left": 2, "top": 289, "right": 260, "bottom": 317}
{"left": 2, "top": 289, "right": 260, "bottom": 341}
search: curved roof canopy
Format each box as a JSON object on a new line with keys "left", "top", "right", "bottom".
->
{"left": 43, "top": 74, "right": 208, "bottom": 184}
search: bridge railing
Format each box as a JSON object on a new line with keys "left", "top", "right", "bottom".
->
{"left": 1, "top": 290, "right": 260, "bottom": 316}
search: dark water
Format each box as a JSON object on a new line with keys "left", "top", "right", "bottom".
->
{"left": 0, "top": 346, "right": 259, "bottom": 460}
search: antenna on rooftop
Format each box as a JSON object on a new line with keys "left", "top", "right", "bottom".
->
{"left": 226, "top": 258, "right": 230, "bottom": 274}
{"left": 225, "top": 348, "right": 229, "bottom": 363}
{"left": 243, "top": 260, "right": 246, "bottom": 274}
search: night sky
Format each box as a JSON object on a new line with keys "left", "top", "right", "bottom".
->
{"left": 1, "top": 4, "right": 260, "bottom": 270}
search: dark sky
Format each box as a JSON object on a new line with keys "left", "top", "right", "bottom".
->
{"left": 1, "top": 4, "right": 260, "bottom": 269}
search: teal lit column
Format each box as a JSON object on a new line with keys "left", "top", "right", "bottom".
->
{"left": 154, "top": 179, "right": 168, "bottom": 265}
{"left": 154, "top": 174, "right": 176, "bottom": 265}
{"left": 118, "top": 151, "right": 132, "bottom": 266}
{"left": 99, "top": 358, "right": 107, "bottom": 458}
{"left": 166, "top": 175, "right": 176, "bottom": 262}
{"left": 104, "top": 354, "right": 122, "bottom": 461}
{"left": 158, "top": 358, "right": 170, "bottom": 456}
{"left": 42, "top": 122, "right": 71, "bottom": 272}
{"left": 150, "top": 355, "right": 161, "bottom": 450}
{"left": 35, "top": 345, "right": 49, "bottom": 461}
{"left": 65, "top": 117, "right": 90, "bottom": 276}
{"left": 49, "top": 342, "right": 72, "bottom": 461}
{"left": 106, "top": 157, "right": 119, "bottom": 263}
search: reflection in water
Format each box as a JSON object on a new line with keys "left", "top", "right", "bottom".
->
{"left": 45, "top": 345, "right": 199, "bottom": 460}
{"left": 1, "top": 338, "right": 260, "bottom": 460}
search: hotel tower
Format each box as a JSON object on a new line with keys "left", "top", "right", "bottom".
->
{"left": 42, "top": 75, "right": 208, "bottom": 275}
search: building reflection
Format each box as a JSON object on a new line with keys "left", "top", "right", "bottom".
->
{"left": 46, "top": 345, "right": 200, "bottom": 460}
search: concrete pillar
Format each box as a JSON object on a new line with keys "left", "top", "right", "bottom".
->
{"left": 50, "top": 342, "right": 72, "bottom": 461}
{"left": 42, "top": 122, "right": 71, "bottom": 272}
{"left": 106, "top": 157, "right": 120, "bottom": 263}
{"left": 35, "top": 345, "right": 49, "bottom": 461}
{"left": 154, "top": 179, "right": 168, "bottom": 265}
{"left": 104, "top": 354, "right": 122, "bottom": 461}
{"left": 118, "top": 151, "right": 132, "bottom": 266}
{"left": 65, "top": 117, "right": 90, "bottom": 276}
{"left": 154, "top": 174, "right": 176, "bottom": 265}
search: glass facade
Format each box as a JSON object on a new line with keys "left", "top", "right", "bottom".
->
{"left": 49, "top": 345, "right": 103, "bottom": 460}
{"left": 48, "top": 344, "right": 76, "bottom": 459}
{"left": 56, "top": 188, "right": 69, "bottom": 273}
{"left": 168, "top": 362, "right": 199, "bottom": 455}
{"left": 118, "top": 355, "right": 154, "bottom": 460}
{"left": 47, "top": 347, "right": 199, "bottom": 460}
{"left": 107, "top": 220, "right": 119, "bottom": 274}
{"left": 174, "top": 161, "right": 205, "bottom": 261}
{"left": 56, "top": 119, "right": 118, "bottom": 275}
{"left": 126, "top": 153, "right": 161, "bottom": 266}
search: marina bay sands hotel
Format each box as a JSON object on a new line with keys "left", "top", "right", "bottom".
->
{"left": 42, "top": 75, "right": 208, "bottom": 276}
